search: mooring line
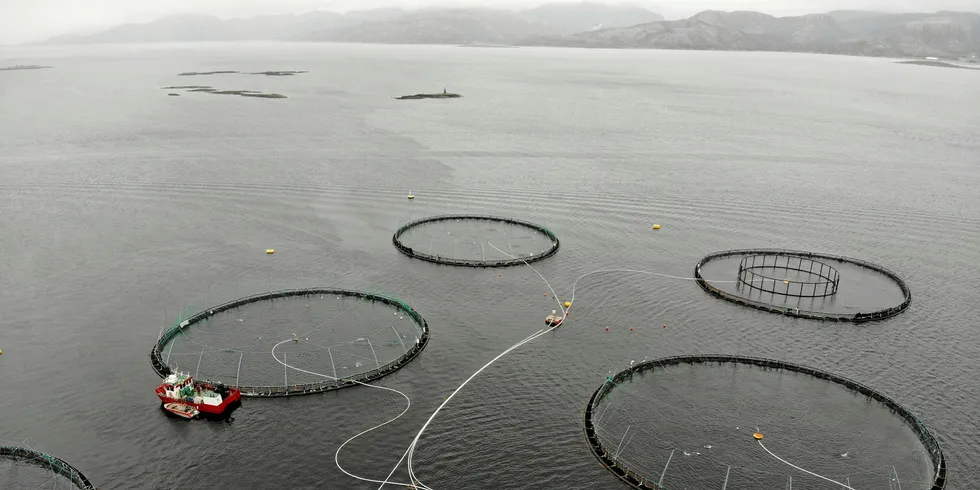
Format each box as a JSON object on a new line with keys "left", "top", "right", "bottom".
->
{"left": 758, "top": 439, "right": 858, "bottom": 490}
{"left": 269, "top": 339, "right": 421, "bottom": 489}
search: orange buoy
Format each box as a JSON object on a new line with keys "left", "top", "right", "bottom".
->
{"left": 753, "top": 432, "right": 764, "bottom": 440}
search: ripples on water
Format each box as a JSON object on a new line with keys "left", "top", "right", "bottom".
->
{"left": 0, "top": 43, "right": 978, "bottom": 489}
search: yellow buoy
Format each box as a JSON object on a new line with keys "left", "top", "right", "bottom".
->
{"left": 783, "top": 280, "right": 789, "bottom": 284}
{"left": 564, "top": 301, "right": 572, "bottom": 308}
{"left": 0, "top": 349, "right": 3, "bottom": 355}
{"left": 266, "top": 249, "right": 275, "bottom": 254}
{"left": 753, "top": 432, "right": 764, "bottom": 440}
{"left": 653, "top": 224, "right": 661, "bottom": 230}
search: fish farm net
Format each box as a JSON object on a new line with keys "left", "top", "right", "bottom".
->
{"left": 150, "top": 288, "right": 428, "bottom": 396}
{"left": 0, "top": 444, "right": 95, "bottom": 490}
{"left": 585, "top": 356, "right": 945, "bottom": 490}
{"left": 695, "top": 249, "right": 911, "bottom": 322}
{"left": 392, "top": 214, "right": 559, "bottom": 267}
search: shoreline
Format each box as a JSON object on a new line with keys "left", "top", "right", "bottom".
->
{"left": 7, "top": 40, "right": 978, "bottom": 64}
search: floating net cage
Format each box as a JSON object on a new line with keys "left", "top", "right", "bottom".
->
{"left": 392, "top": 214, "right": 560, "bottom": 267}
{"left": 695, "top": 249, "right": 911, "bottom": 322}
{"left": 149, "top": 288, "right": 429, "bottom": 397}
{"left": 584, "top": 356, "right": 946, "bottom": 490}
{"left": 0, "top": 444, "right": 95, "bottom": 490}
{"left": 737, "top": 254, "right": 840, "bottom": 298}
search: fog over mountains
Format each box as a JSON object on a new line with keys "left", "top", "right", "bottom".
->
{"left": 39, "top": 3, "right": 980, "bottom": 59}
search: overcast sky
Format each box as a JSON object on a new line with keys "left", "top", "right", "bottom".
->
{"left": 2, "top": 0, "right": 978, "bottom": 44}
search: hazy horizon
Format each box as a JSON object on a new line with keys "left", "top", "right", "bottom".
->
{"left": 3, "top": 0, "right": 980, "bottom": 45}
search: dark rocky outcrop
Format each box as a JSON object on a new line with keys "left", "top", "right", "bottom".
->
{"left": 248, "top": 70, "right": 308, "bottom": 76}
{"left": 162, "top": 86, "right": 286, "bottom": 99}
{"left": 178, "top": 71, "right": 239, "bottom": 76}
{"left": 0, "top": 65, "right": 52, "bottom": 71}
{"left": 395, "top": 92, "right": 462, "bottom": 100}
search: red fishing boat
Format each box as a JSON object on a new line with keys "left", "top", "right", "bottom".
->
{"left": 155, "top": 372, "right": 241, "bottom": 415}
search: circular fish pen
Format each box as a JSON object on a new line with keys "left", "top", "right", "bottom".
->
{"left": 695, "top": 249, "right": 911, "bottom": 322}
{"left": 737, "top": 254, "right": 840, "bottom": 298}
{"left": 148, "top": 288, "right": 429, "bottom": 397}
{"left": 583, "top": 355, "right": 946, "bottom": 490}
{"left": 392, "top": 214, "right": 560, "bottom": 267}
{"left": 0, "top": 446, "right": 96, "bottom": 489}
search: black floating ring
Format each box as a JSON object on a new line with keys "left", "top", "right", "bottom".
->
{"left": 0, "top": 445, "right": 97, "bottom": 489}
{"left": 695, "top": 249, "right": 911, "bottom": 322}
{"left": 392, "top": 214, "right": 560, "bottom": 267}
{"left": 584, "top": 355, "right": 946, "bottom": 490}
{"left": 148, "top": 288, "right": 430, "bottom": 397}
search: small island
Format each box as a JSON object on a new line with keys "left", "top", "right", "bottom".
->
{"left": 0, "top": 64, "right": 52, "bottom": 71}
{"left": 162, "top": 86, "right": 286, "bottom": 99}
{"left": 896, "top": 60, "right": 980, "bottom": 71}
{"left": 395, "top": 89, "right": 462, "bottom": 100}
{"left": 177, "top": 70, "right": 240, "bottom": 76}
{"left": 249, "top": 70, "right": 308, "bottom": 76}
{"left": 176, "top": 70, "right": 308, "bottom": 76}
{"left": 162, "top": 85, "right": 213, "bottom": 90}
{"left": 213, "top": 90, "right": 287, "bottom": 98}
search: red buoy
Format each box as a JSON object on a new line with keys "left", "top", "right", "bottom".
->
{"left": 663, "top": 323, "right": 667, "bottom": 328}
{"left": 605, "top": 327, "right": 609, "bottom": 331}
{"left": 630, "top": 327, "right": 634, "bottom": 331}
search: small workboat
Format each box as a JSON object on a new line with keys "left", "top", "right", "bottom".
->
{"left": 156, "top": 371, "right": 241, "bottom": 416}
{"left": 545, "top": 309, "right": 563, "bottom": 326}
{"left": 163, "top": 402, "right": 200, "bottom": 420}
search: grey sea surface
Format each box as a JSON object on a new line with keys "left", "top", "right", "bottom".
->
{"left": 1, "top": 42, "right": 978, "bottom": 489}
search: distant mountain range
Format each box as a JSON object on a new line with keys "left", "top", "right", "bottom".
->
{"left": 42, "top": 3, "right": 663, "bottom": 45}
{"left": 39, "top": 5, "right": 980, "bottom": 59}
{"left": 528, "top": 10, "right": 980, "bottom": 58}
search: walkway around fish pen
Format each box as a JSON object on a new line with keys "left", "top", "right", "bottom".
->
{"left": 695, "top": 249, "right": 912, "bottom": 322}
{"left": 0, "top": 446, "right": 96, "bottom": 489}
{"left": 583, "top": 354, "right": 946, "bottom": 490}
{"left": 392, "top": 214, "right": 560, "bottom": 267}
{"left": 148, "top": 288, "right": 430, "bottom": 397}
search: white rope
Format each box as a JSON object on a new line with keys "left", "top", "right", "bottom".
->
{"left": 486, "top": 239, "right": 566, "bottom": 315}
{"left": 401, "top": 329, "right": 552, "bottom": 490}
{"left": 269, "top": 339, "right": 421, "bottom": 489}
{"left": 391, "top": 241, "right": 574, "bottom": 489}
{"left": 758, "top": 440, "right": 858, "bottom": 490}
